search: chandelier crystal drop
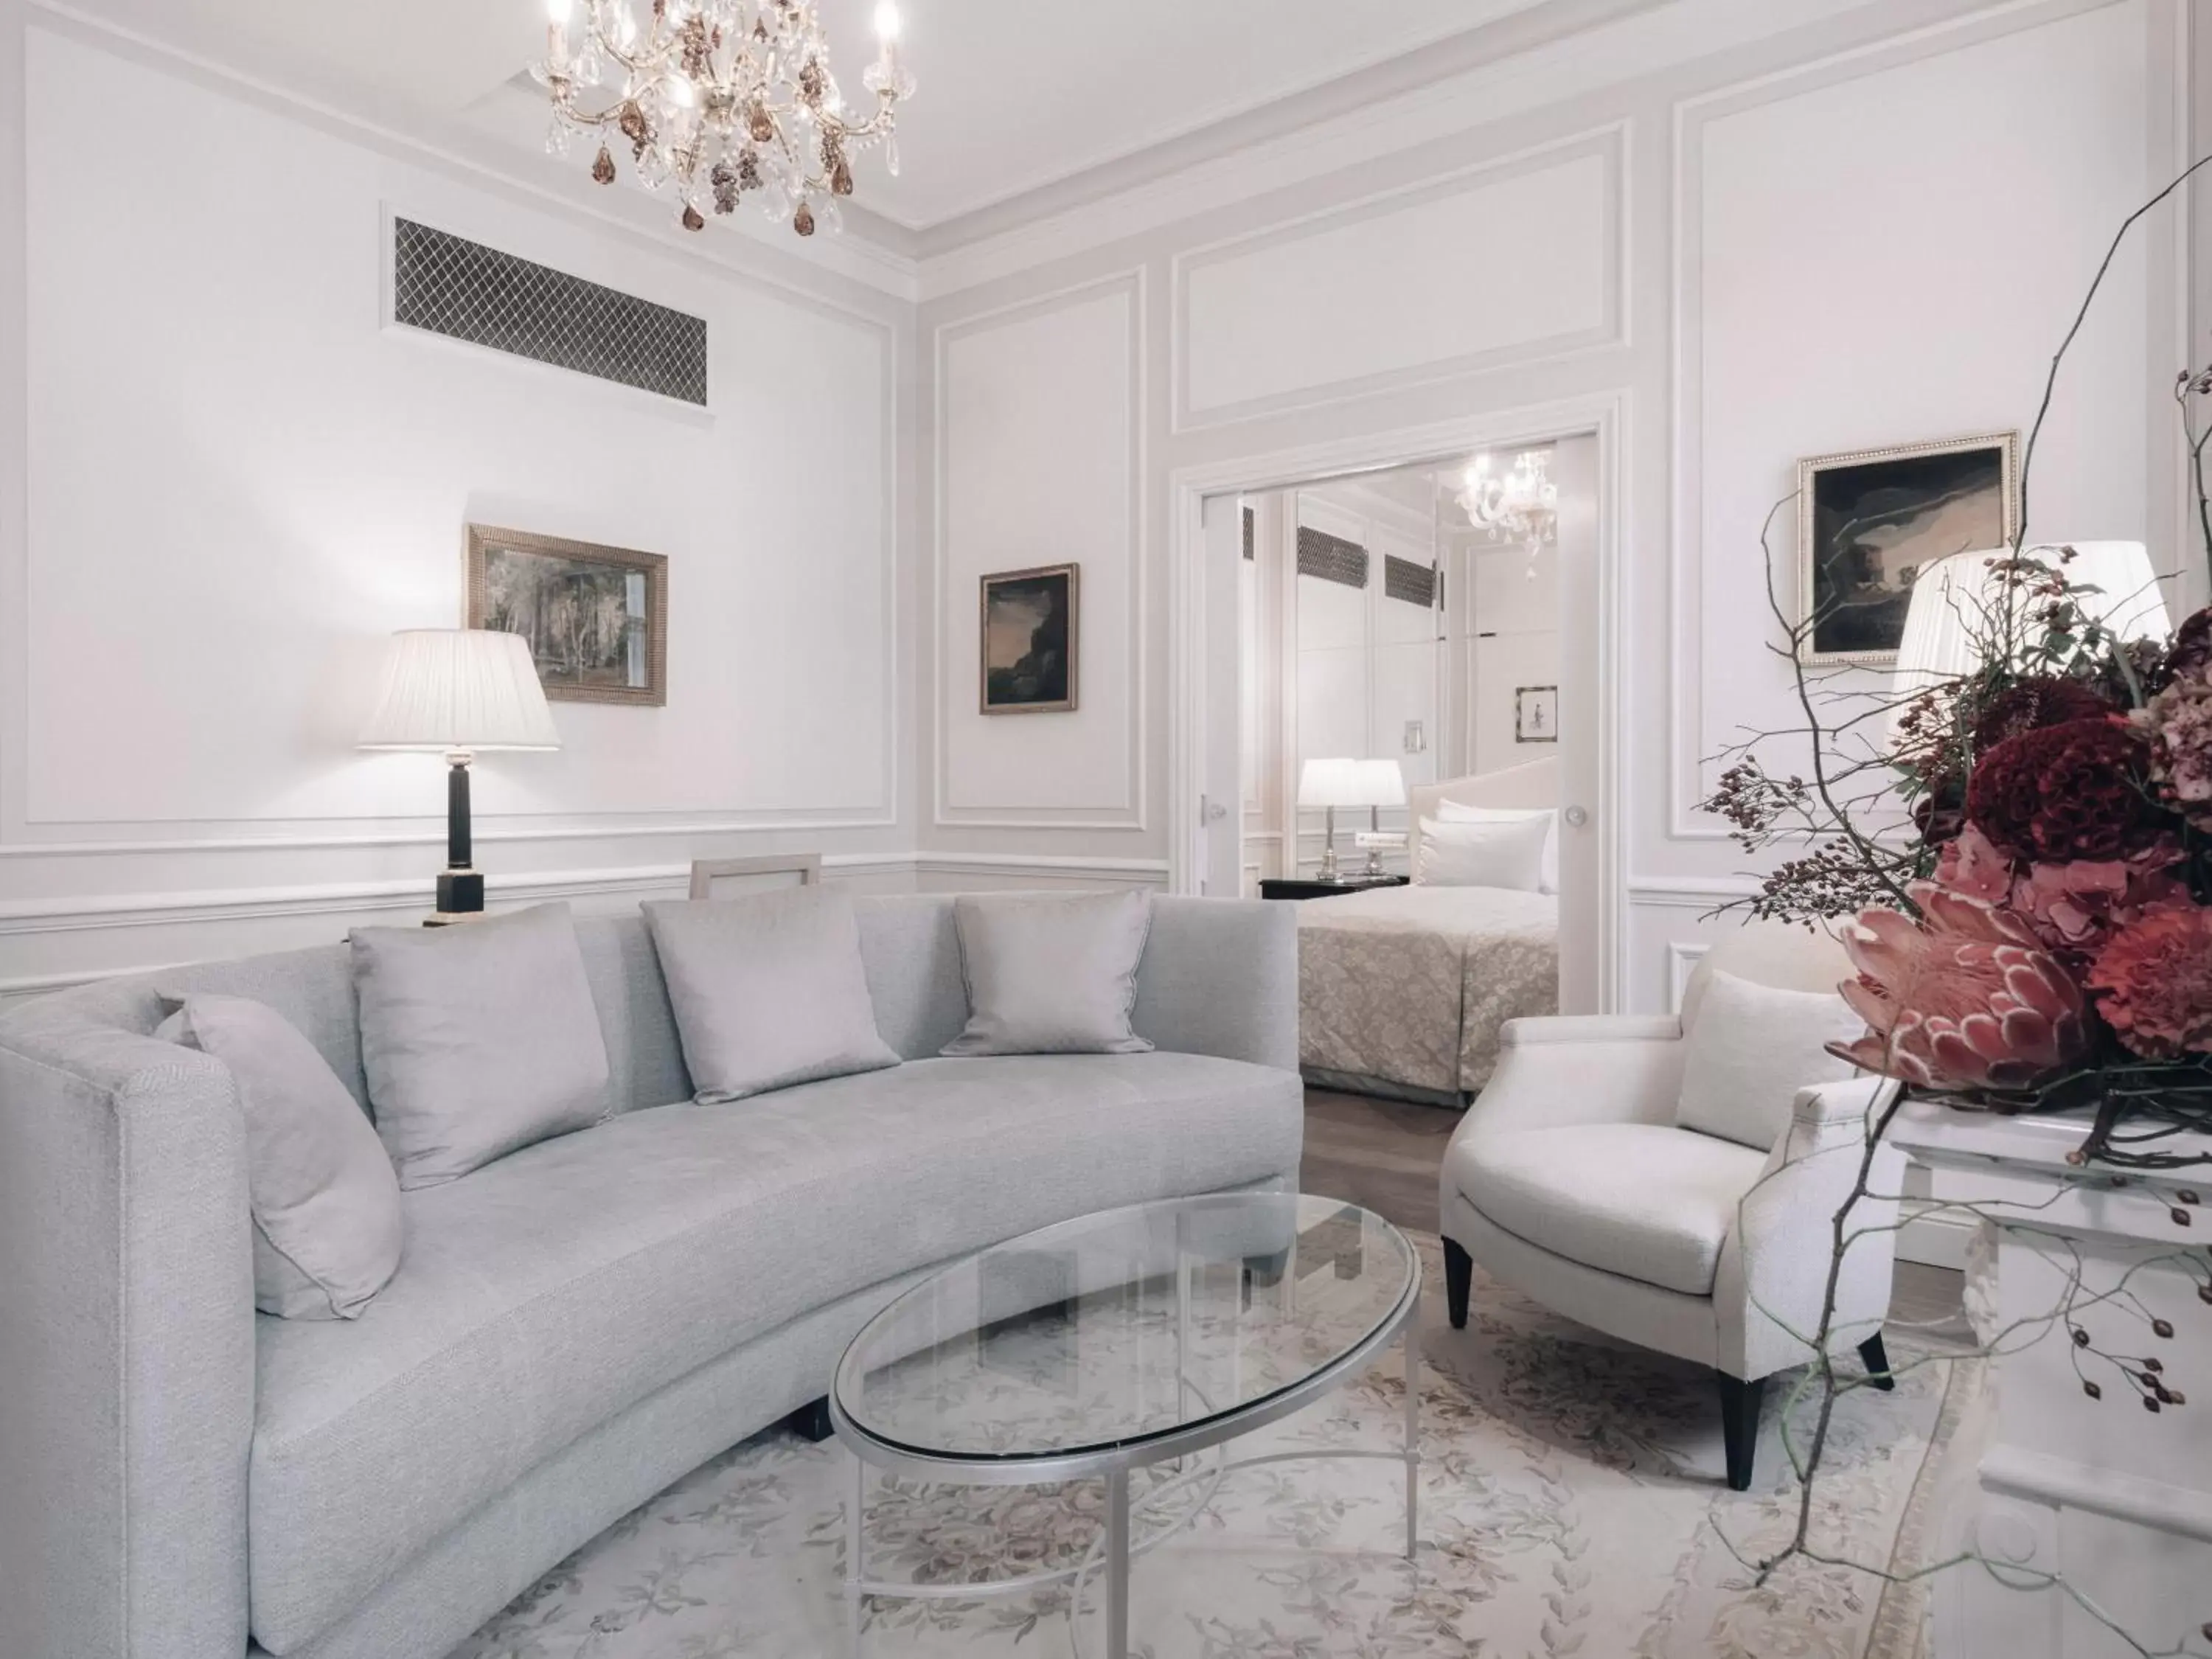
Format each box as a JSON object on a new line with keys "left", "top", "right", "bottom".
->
{"left": 535, "top": 0, "right": 916, "bottom": 239}
{"left": 1456, "top": 450, "right": 1559, "bottom": 574}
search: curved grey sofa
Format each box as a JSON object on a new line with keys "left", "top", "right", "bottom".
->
{"left": 0, "top": 894, "right": 1303, "bottom": 1659}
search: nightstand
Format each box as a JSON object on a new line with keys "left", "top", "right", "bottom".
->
{"left": 1258, "top": 875, "right": 1411, "bottom": 902}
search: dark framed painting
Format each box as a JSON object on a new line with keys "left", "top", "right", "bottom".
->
{"left": 465, "top": 524, "right": 667, "bottom": 707}
{"left": 1515, "top": 685, "right": 1559, "bottom": 744}
{"left": 980, "top": 563, "right": 1079, "bottom": 714}
{"left": 1796, "top": 431, "right": 2019, "bottom": 666}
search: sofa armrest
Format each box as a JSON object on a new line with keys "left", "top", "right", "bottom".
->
{"left": 1499, "top": 1013, "right": 1684, "bottom": 1047}
{"left": 1132, "top": 896, "right": 1298, "bottom": 1071}
{"left": 0, "top": 1011, "right": 256, "bottom": 1659}
{"left": 1715, "top": 1077, "right": 1905, "bottom": 1382}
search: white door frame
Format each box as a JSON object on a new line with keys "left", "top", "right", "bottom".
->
{"left": 1166, "top": 389, "right": 1632, "bottom": 1013}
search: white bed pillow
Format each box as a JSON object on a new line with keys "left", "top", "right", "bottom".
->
{"left": 1434, "top": 801, "right": 1559, "bottom": 894}
{"left": 1415, "top": 814, "right": 1551, "bottom": 891}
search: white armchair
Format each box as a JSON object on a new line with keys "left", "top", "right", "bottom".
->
{"left": 1437, "top": 922, "right": 1905, "bottom": 1490}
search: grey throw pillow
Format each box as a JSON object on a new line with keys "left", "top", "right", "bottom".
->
{"left": 350, "top": 902, "right": 611, "bottom": 1189}
{"left": 155, "top": 992, "right": 403, "bottom": 1320}
{"left": 1673, "top": 968, "right": 1866, "bottom": 1150}
{"left": 642, "top": 887, "right": 900, "bottom": 1103}
{"left": 942, "top": 891, "right": 1155, "bottom": 1057}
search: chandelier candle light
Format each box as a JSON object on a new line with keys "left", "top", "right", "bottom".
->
{"left": 1457, "top": 450, "right": 1559, "bottom": 575}
{"left": 536, "top": 0, "right": 916, "bottom": 238}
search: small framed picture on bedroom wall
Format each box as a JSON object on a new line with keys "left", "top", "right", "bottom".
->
{"left": 1515, "top": 686, "right": 1559, "bottom": 743}
{"left": 979, "top": 563, "right": 1079, "bottom": 714}
{"left": 1795, "top": 430, "right": 2019, "bottom": 666}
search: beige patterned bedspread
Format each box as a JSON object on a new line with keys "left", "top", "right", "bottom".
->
{"left": 1295, "top": 884, "right": 1559, "bottom": 1096}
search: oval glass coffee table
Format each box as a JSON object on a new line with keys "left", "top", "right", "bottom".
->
{"left": 829, "top": 1192, "right": 1422, "bottom": 1658}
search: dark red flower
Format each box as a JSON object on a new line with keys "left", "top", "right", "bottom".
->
{"left": 1970, "top": 677, "right": 2118, "bottom": 753}
{"left": 1966, "top": 717, "right": 2162, "bottom": 863}
{"left": 2087, "top": 905, "right": 2212, "bottom": 1060}
{"left": 2165, "top": 606, "right": 2212, "bottom": 683}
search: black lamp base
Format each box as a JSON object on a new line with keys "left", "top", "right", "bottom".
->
{"left": 436, "top": 869, "right": 484, "bottom": 916}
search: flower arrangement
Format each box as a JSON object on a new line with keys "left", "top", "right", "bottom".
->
{"left": 1705, "top": 178, "right": 2212, "bottom": 1171}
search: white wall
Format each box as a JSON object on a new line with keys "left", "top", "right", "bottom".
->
{"left": 1469, "top": 538, "right": 1562, "bottom": 778}
{"left": 916, "top": 0, "right": 2197, "bottom": 1012}
{"left": 0, "top": 15, "right": 916, "bottom": 996}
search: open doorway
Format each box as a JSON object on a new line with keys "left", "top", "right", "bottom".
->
{"left": 1199, "top": 430, "right": 1601, "bottom": 1103}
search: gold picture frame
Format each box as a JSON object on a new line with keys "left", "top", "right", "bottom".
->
{"left": 979, "top": 563, "right": 1079, "bottom": 715}
{"left": 465, "top": 523, "right": 668, "bottom": 706}
{"left": 1795, "top": 429, "right": 2019, "bottom": 667}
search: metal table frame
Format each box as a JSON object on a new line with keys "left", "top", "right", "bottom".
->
{"left": 828, "top": 1213, "right": 1423, "bottom": 1659}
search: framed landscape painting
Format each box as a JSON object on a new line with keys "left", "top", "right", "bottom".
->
{"left": 980, "top": 563, "right": 1079, "bottom": 714}
{"left": 1795, "top": 430, "right": 2018, "bottom": 665}
{"left": 466, "top": 524, "right": 667, "bottom": 706}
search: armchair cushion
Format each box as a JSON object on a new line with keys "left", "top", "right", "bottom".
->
{"left": 1672, "top": 969, "right": 1864, "bottom": 1150}
{"left": 1455, "top": 1122, "right": 1767, "bottom": 1295}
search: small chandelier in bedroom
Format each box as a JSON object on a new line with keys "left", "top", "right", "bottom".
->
{"left": 1457, "top": 451, "right": 1558, "bottom": 571}
{"left": 535, "top": 0, "right": 917, "bottom": 239}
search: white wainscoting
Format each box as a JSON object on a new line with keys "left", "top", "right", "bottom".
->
{"left": 1173, "top": 128, "right": 1622, "bottom": 430}
{"left": 931, "top": 271, "right": 1147, "bottom": 831}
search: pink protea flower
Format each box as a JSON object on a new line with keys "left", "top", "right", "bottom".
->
{"left": 1829, "top": 883, "right": 2090, "bottom": 1092}
{"left": 2086, "top": 904, "right": 2212, "bottom": 1060}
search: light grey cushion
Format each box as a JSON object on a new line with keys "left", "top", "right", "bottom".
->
{"left": 245, "top": 1050, "right": 1302, "bottom": 1650}
{"left": 349, "top": 902, "right": 611, "bottom": 1189}
{"left": 153, "top": 994, "right": 402, "bottom": 1321}
{"left": 643, "top": 888, "right": 899, "bottom": 1103}
{"left": 942, "top": 891, "right": 1155, "bottom": 1057}
{"left": 1673, "top": 968, "right": 1865, "bottom": 1150}
{"left": 1458, "top": 1122, "right": 1769, "bottom": 1296}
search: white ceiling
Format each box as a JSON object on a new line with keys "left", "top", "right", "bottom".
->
{"left": 59, "top": 0, "right": 1555, "bottom": 230}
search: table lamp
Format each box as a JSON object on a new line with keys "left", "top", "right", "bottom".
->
{"left": 359, "top": 630, "right": 561, "bottom": 922}
{"left": 1889, "top": 542, "right": 2170, "bottom": 744}
{"left": 1298, "top": 757, "right": 1363, "bottom": 882}
{"left": 1353, "top": 757, "right": 1408, "bottom": 877}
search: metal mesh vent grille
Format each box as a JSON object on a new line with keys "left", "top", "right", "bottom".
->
{"left": 1383, "top": 554, "right": 1437, "bottom": 608}
{"left": 393, "top": 218, "right": 709, "bottom": 406}
{"left": 1295, "top": 526, "right": 1368, "bottom": 588}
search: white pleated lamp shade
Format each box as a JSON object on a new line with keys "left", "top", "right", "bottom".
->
{"left": 1889, "top": 542, "right": 2171, "bottom": 740}
{"left": 1298, "top": 757, "right": 1365, "bottom": 809}
{"left": 358, "top": 630, "right": 562, "bottom": 752}
{"left": 1353, "top": 757, "right": 1408, "bottom": 808}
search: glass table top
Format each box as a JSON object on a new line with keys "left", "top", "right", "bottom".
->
{"left": 833, "top": 1193, "right": 1418, "bottom": 1462}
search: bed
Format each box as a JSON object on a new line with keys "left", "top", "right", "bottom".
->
{"left": 1295, "top": 757, "right": 1560, "bottom": 1104}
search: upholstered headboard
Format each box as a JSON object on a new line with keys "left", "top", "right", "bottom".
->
{"left": 1406, "top": 756, "right": 1559, "bottom": 869}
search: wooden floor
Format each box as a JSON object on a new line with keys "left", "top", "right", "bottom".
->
{"left": 1300, "top": 1085, "right": 1970, "bottom": 1339}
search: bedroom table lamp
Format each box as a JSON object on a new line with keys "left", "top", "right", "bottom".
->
{"left": 1298, "top": 757, "right": 1364, "bottom": 882}
{"left": 359, "top": 630, "right": 561, "bottom": 922}
{"left": 1888, "top": 541, "right": 2169, "bottom": 742}
{"left": 1352, "top": 757, "right": 1408, "bottom": 878}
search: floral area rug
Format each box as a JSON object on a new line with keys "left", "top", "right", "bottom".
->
{"left": 452, "top": 1236, "right": 1975, "bottom": 1659}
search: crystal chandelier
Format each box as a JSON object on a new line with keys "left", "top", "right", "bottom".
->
{"left": 1456, "top": 450, "right": 1558, "bottom": 571}
{"left": 535, "top": 0, "right": 916, "bottom": 239}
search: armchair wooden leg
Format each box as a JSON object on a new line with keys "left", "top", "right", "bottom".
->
{"left": 1443, "top": 1238, "right": 1473, "bottom": 1329}
{"left": 1858, "top": 1333, "right": 1896, "bottom": 1391}
{"left": 1715, "top": 1372, "right": 1765, "bottom": 1492}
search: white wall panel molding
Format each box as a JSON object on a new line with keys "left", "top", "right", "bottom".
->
{"left": 1172, "top": 128, "right": 1624, "bottom": 431}
{"left": 1665, "top": 941, "right": 1707, "bottom": 1012}
{"left": 910, "top": 852, "right": 1169, "bottom": 891}
{"left": 1666, "top": 0, "right": 2175, "bottom": 841}
{"left": 10, "top": 24, "right": 903, "bottom": 850}
{"left": 931, "top": 268, "right": 1148, "bottom": 832}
